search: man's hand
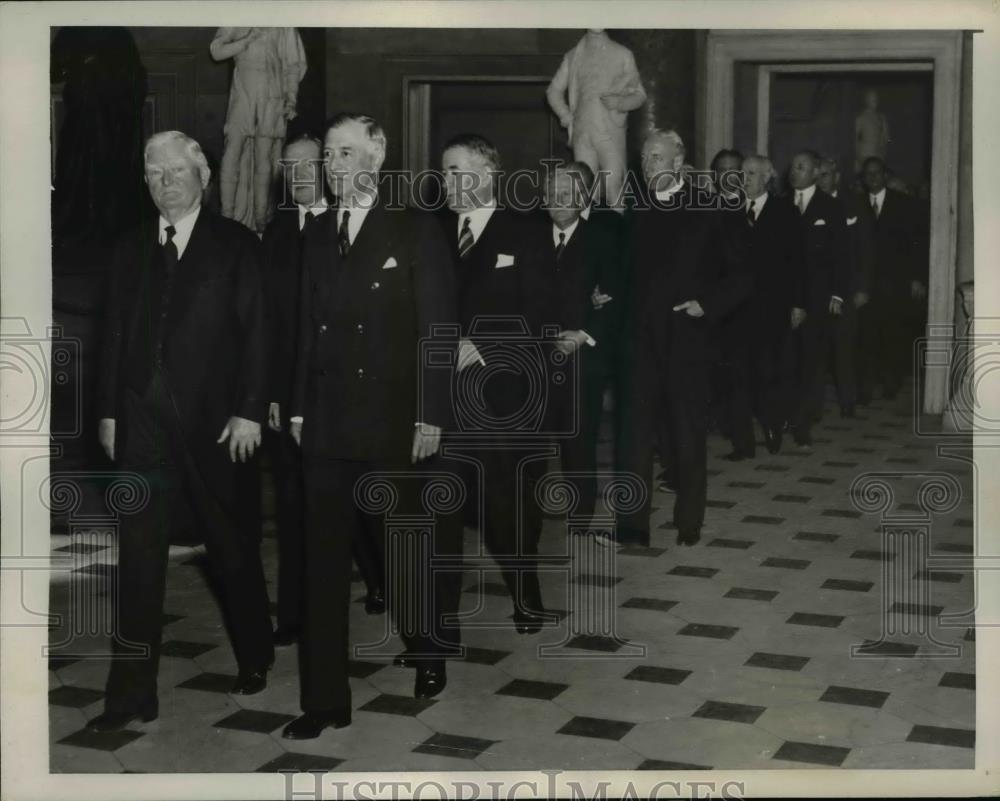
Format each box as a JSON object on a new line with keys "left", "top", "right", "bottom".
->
{"left": 854, "top": 290, "right": 869, "bottom": 309}
{"left": 591, "top": 285, "right": 613, "bottom": 310}
{"left": 829, "top": 297, "right": 843, "bottom": 316}
{"left": 555, "top": 330, "right": 588, "bottom": 355}
{"left": 290, "top": 420, "right": 302, "bottom": 447}
{"left": 98, "top": 418, "right": 116, "bottom": 462}
{"left": 412, "top": 423, "right": 441, "bottom": 463}
{"left": 217, "top": 416, "right": 262, "bottom": 463}
{"left": 673, "top": 299, "right": 705, "bottom": 318}
{"left": 911, "top": 280, "right": 927, "bottom": 300}
{"left": 791, "top": 307, "right": 807, "bottom": 329}
{"left": 268, "top": 402, "right": 282, "bottom": 432}
{"left": 457, "top": 338, "right": 485, "bottom": 372}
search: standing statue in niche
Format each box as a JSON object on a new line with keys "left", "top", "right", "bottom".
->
{"left": 854, "top": 88, "right": 890, "bottom": 173}
{"left": 547, "top": 29, "right": 647, "bottom": 212}
{"left": 211, "top": 27, "right": 307, "bottom": 233}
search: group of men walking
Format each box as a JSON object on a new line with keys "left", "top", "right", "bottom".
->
{"left": 88, "top": 113, "right": 926, "bottom": 739}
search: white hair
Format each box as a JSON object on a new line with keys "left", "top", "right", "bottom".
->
{"left": 144, "top": 130, "right": 211, "bottom": 189}
{"left": 743, "top": 154, "right": 776, "bottom": 180}
{"left": 643, "top": 128, "right": 686, "bottom": 170}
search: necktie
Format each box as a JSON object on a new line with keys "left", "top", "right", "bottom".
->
{"left": 163, "top": 224, "right": 178, "bottom": 273}
{"left": 871, "top": 196, "right": 880, "bottom": 219}
{"left": 457, "top": 216, "right": 474, "bottom": 259}
{"left": 337, "top": 209, "right": 351, "bottom": 258}
{"left": 555, "top": 231, "right": 566, "bottom": 261}
{"left": 746, "top": 200, "right": 755, "bottom": 226}
{"left": 301, "top": 209, "right": 315, "bottom": 234}
{"left": 795, "top": 191, "right": 805, "bottom": 215}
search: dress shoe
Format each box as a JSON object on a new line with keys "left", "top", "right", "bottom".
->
{"left": 282, "top": 710, "right": 351, "bottom": 739}
{"left": 722, "top": 450, "right": 753, "bottom": 462}
{"left": 656, "top": 470, "right": 676, "bottom": 492}
{"left": 393, "top": 650, "right": 416, "bottom": 669}
{"left": 840, "top": 404, "right": 856, "bottom": 419}
{"left": 513, "top": 608, "right": 545, "bottom": 634}
{"left": 87, "top": 699, "right": 158, "bottom": 732}
{"left": 364, "top": 589, "right": 386, "bottom": 615}
{"left": 231, "top": 667, "right": 268, "bottom": 695}
{"left": 676, "top": 528, "right": 701, "bottom": 546}
{"left": 763, "top": 427, "right": 783, "bottom": 455}
{"left": 415, "top": 662, "right": 447, "bottom": 699}
{"left": 273, "top": 625, "right": 299, "bottom": 647}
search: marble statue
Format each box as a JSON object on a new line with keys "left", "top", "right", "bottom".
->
{"left": 854, "top": 88, "right": 890, "bottom": 173}
{"left": 547, "top": 29, "right": 647, "bottom": 211}
{"left": 210, "top": 27, "right": 307, "bottom": 232}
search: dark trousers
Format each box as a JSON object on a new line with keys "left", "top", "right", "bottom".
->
{"left": 791, "top": 310, "right": 834, "bottom": 438}
{"left": 106, "top": 385, "right": 274, "bottom": 714}
{"left": 616, "top": 353, "right": 709, "bottom": 542}
{"left": 725, "top": 328, "right": 788, "bottom": 456}
{"left": 264, "top": 427, "right": 304, "bottom": 630}
{"left": 857, "top": 290, "right": 913, "bottom": 400}
{"left": 832, "top": 298, "right": 858, "bottom": 407}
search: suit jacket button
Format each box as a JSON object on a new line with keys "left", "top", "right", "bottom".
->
{"left": 356, "top": 324, "right": 364, "bottom": 333}
{"left": 357, "top": 368, "right": 364, "bottom": 377}
{"left": 319, "top": 324, "right": 327, "bottom": 333}
{"left": 371, "top": 281, "right": 380, "bottom": 290}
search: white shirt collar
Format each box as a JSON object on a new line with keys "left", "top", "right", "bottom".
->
{"left": 794, "top": 183, "right": 817, "bottom": 210}
{"left": 830, "top": 190, "right": 839, "bottom": 198}
{"left": 747, "top": 191, "right": 769, "bottom": 217}
{"left": 337, "top": 193, "right": 376, "bottom": 245}
{"left": 869, "top": 187, "right": 887, "bottom": 205}
{"left": 553, "top": 218, "right": 580, "bottom": 248}
{"left": 458, "top": 203, "right": 496, "bottom": 246}
{"left": 654, "top": 180, "right": 685, "bottom": 202}
{"left": 580, "top": 205, "right": 592, "bottom": 221}
{"left": 298, "top": 197, "right": 329, "bottom": 231}
{"left": 158, "top": 205, "right": 201, "bottom": 259}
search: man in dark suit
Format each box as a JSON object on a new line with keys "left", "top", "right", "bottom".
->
{"left": 89, "top": 131, "right": 274, "bottom": 732}
{"left": 858, "top": 156, "right": 927, "bottom": 401}
{"left": 284, "top": 114, "right": 457, "bottom": 738}
{"left": 786, "top": 150, "right": 849, "bottom": 447}
{"left": 437, "top": 133, "right": 550, "bottom": 634}
{"left": 818, "top": 156, "right": 874, "bottom": 418}
{"left": 616, "top": 130, "right": 749, "bottom": 547}
{"left": 724, "top": 155, "right": 803, "bottom": 460}
{"left": 538, "top": 161, "right": 620, "bottom": 521}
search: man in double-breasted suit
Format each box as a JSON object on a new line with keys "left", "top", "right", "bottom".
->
{"left": 284, "top": 113, "right": 457, "bottom": 738}
{"left": 616, "top": 130, "right": 749, "bottom": 547}
{"left": 787, "top": 150, "right": 849, "bottom": 447}
{"left": 89, "top": 131, "right": 274, "bottom": 732}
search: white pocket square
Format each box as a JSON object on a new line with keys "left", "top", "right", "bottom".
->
{"left": 495, "top": 253, "right": 515, "bottom": 268}
{"left": 813, "top": 219, "right": 826, "bottom": 226}
{"left": 381, "top": 257, "right": 398, "bottom": 270}
{"left": 846, "top": 216, "right": 857, "bottom": 227}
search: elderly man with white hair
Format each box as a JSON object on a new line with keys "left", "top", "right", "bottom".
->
{"left": 89, "top": 130, "right": 274, "bottom": 732}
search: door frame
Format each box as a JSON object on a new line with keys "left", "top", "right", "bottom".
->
{"left": 705, "top": 30, "right": 963, "bottom": 414}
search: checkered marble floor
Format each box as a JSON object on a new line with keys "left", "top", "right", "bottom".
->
{"left": 48, "top": 386, "right": 976, "bottom": 772}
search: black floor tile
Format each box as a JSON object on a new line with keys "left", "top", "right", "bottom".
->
{"left": 54, "top": 543, "right": 110, "bottom": 555}
{"left": 214, "top": 709, "right": 296, "bottom": 734}
{"left": 851, "top": 549, "right": 893, "bottom": 562}
{"left": 496, "top": 678, "right": 568, "bottom": 700}
{"left": 761, "top": 557, "right": 810, "bottom": 570}
{"left": 745, "top": 652, "right": 810, "bottom": 671}
{"left": 705, "top": 499, "right": 736, "bottom": 509}
{"left": 565, "top": 634, "right": 624, "bottom": 653}
{"left": 464, "top": 582, "right": 510, "bottom": 597}
{"left": 618, "top": 546, "right": 667, "bottom": 558}
{"left": 161, "top": 613, "right": 185, "bottom": 626}
{"left": 773, "top": 494, "right": 811, "bottom": 504}
{"left": 914, "top": 570, "right": 963, "bottom": 583}
{"left": 638, "top": 758, "right": 712, "bottom": 770}
{"left": 728, "top": 481, "right": 765, "bottom": 489}
{"left": 886, "top": 456, "right": 919, "bottom": 464}
{"left": 855, "top": 639, "right": 919, "bottom": 657}
{"left": 625, "top": 665, "right": 691, "bottom": 685}
{"left": 692, "top": 700, "right": 765, "bottom": 724}
{"left": 794, "top": 531, "right": 838, "bottom": 543}
{"left": 461, "top": 646, "right": 511, "bottom": 666}
{"left": 799, "top": 476, "right": 836, "bottom": 485}
{"left": 773, "top": 740, "right": 850, "bottom": 766}
{"left": 755, "top": 464, "right": 790, "bottom": 472}
{"left": 787, "top": 612, "right": 844, "bottom": 628}
{"left": 822, "top": 578, "right": 874, "bottom": 592}
{"left": 667, "top": 565, "right": 719, "bottom": 578}
{"left": 176, "top": 672, "right": 235, "bottom": 693}
{"left": 72, "top": 563, "right": 116, "bottom": 577}
{"left": 572, "top": 572, "right": 623, "bottom": 587}
{"left": 725, "top": 587, "right": 778, "bottom": 601}
{"left": 954, "top": 518, "right": 973, "bottom": 528}
{"left": 936, "top": 542, "right": 973, "bottom": 554}
{"left": 58, "top": 727, "right": 145, "bottom": 751}
{"left": 844, "top": 447, "right": 876, "bottom": 455}
{"left": 677, "top": 623, "right": 739, "bottom": 640}
{"left": 708, "top": 538, "right": 754, "bottom": 550}
{"left": 257, "top": 752, "right": 345, "bottom": 772}
{"left": 557, "top": 715, "right": 635, "bottom": 741}
{"left": 820, "top": 685, "right": 890, "bottom": 708}
{"left": 823, "top": 461, "right": 858, "bottom": 468}
{"left": 359, "top": 693, "right": 438, "bottom": 717}
{"left": 621, "top": 597, "right": 677, "bottom": 612}
{"left": 822, "top": 509, "right": 862, "bottom": 519}
{"left": 159, "top": 639, "right": 217, "bottom": 659}
{"left": 742, "top": 515, "right": 785, "bottom": 525}
{"left": 888, "top": 601, "right": 944, "bottom": 617}
{"left": 939, "top": 672, "right": 975, "bottom": 690}
{"left": 48, "top": 685, "right": 104, "bottom": 708}
{"left": 413, "top": 732, "right": 496, "bottom": 758}
{"left": 907, "top": 724, "right": 975, "bottom": 749}
{"left": 348, "top": 661, "right": 385, "bottom": 679}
